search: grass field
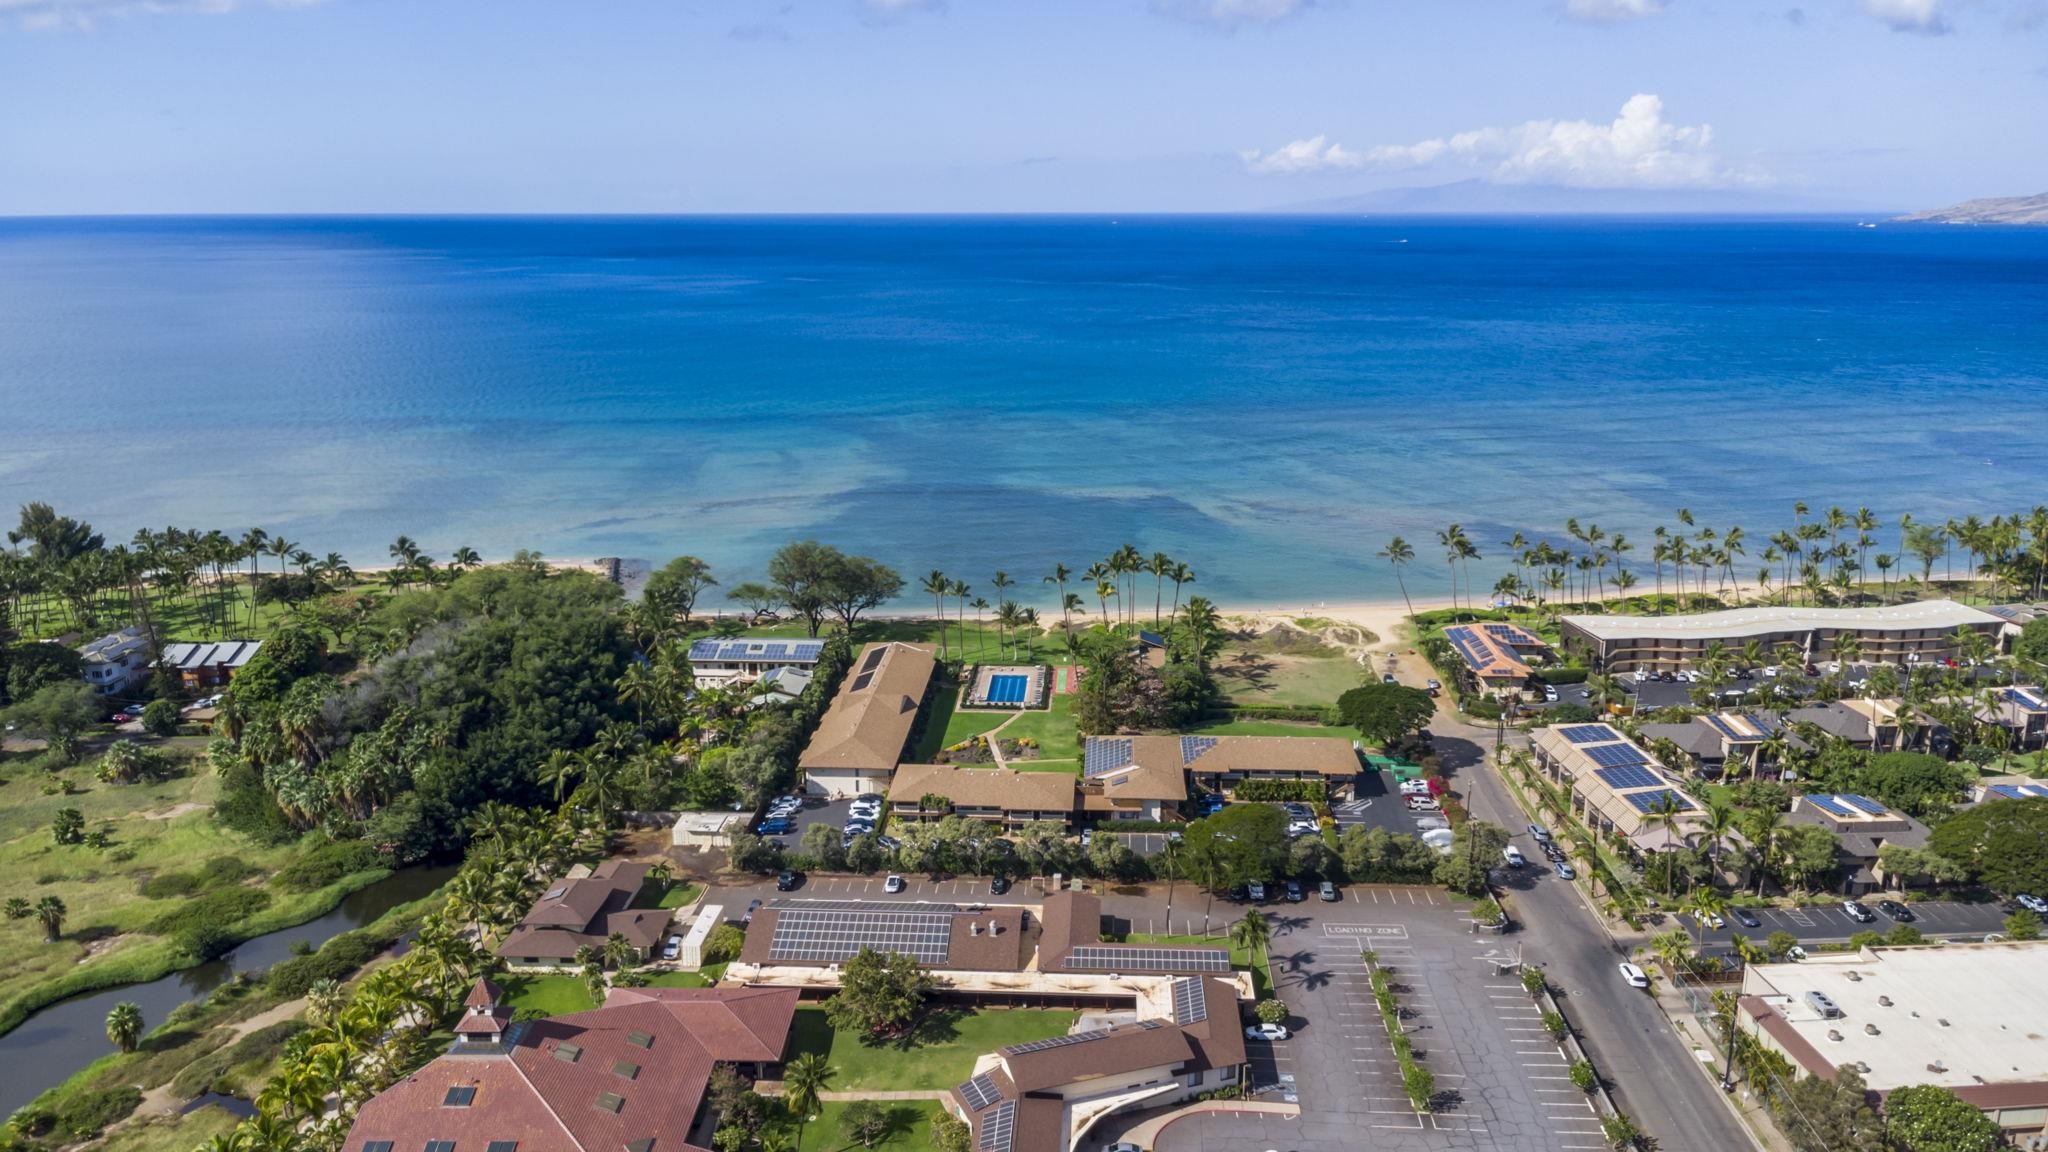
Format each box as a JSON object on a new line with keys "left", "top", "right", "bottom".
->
{"left": 13, "top": 577, "right": 381, "bottom": 644}
{"left": 497, "top": 973, "right": 598, "bottom": 1015}
{"left": 90, "top": 1102, "right": 243, "bottom": 1152}
{"left": 1188, "top": 719, "right": 1358, "bottom": 740}
{"left": 0, "top": 748, "right": 388, "bottom": 1036}
{"left": 783, "top": 1006, "right": 1077, "bottom": 1091}
{"left": 794, "top": 1100, "right": 947, "bottom": 1152}
{"left": 1213, "top": 649, "right": 1366, "bottom": 708}
{"left": 910, "top": 684, "right": 1013, "bottom": 763}
{"left": 998, "top": 696, "right": 1080, "bottom": 763}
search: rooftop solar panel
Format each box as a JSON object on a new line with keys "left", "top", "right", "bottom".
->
{"left": 1841, "top": 794, "right": 1889, "bottom": 816}
{"left": 859, "top": 646, "right": 887, "bottom": 673}
{"left": 959, "top": 1073, "right": 1002, "bottom": 1112}
{"left": 1625, "top": 789, "right": 1697, "bottom": 814}
{"left": 1585, "top": 743, "right": 1651, "bottom": 769}
{"left": 688, "top": 639, "right": 826, "bottom": 663}
{"left": 848, "top": 671, "right": 876, "bottom": 692}
{"left": 1595, "top": 764, "right": 1663, "bottom": 791}
{"left": 1003, "top": 1021, "right": 1165, "bottom": 1058}
{"left": 1062, "top": 945, "right": 1232, "bottom": 973}
{"left": 1179, "top": 736, "right": 1219, "bottom": 765}
{"left": 976, "top": 1100, "right": 1014, "bottom": 1152}
{"left": 1804, "top": 795, "right": 1853, "bottom": 817}
{"left": 766, "top": 903, "right": 959, "bottom": 966}
{"left": 1171, "top": 977, "right": 1209, "bottom": 1026}
{"left": 1558, "top": 724, "right": 1618, "bottom": 745}
{"left": 1084, "top": 737, "right": 1134, "bottom": 778}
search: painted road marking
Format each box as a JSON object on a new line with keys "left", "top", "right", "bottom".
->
{"left": 1324, "top": 923, "right": 1410, "bottom": 939}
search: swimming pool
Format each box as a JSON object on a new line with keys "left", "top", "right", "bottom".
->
{"left": 986, "top": 673, "right": 1030, "bottom": 704}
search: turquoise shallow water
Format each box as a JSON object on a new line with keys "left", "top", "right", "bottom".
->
{"left": 2, "top": 215, "right": 2045, "bottom": 605}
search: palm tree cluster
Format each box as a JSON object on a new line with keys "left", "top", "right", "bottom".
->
{"left": 1460, "top": 502, "right": 2048, "bottom": 616}
{"left": 918, "top": 547, "right": 1195, "bottom": 661}
{"left": 205, "top": 807, "right": 601, "bottom": 1152}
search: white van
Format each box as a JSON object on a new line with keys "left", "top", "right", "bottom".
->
{"left": 1502, "top": 846, "right": 1527, "bottom": 869}
{"left": 1399, "top": 779, "right": 1433, "bottom": 797}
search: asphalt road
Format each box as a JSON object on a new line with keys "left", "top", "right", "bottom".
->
{"left": 1427, "top": 712, "right": 1761, "bottom": 1152}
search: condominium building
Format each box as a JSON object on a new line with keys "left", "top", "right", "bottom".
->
{"left": 1557, "top": 600, "right": 2005, "bottom": 673}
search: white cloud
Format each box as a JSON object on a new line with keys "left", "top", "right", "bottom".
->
{"left": 861, "top": 0, "right": 943, "bottom": 18}
{"left": 1242, "top": 94, "right": 1768, "bottom": 189}
{"left": 1564, "top": 0, "right": 1666, "bottom": 22}
{"left": 1860, "top": 0, "right": 1953, "bottom": 32}
{"left": 1, "top": 0, "right": 323, "bottom": 31}
{"left": 1154, "top": 0, "right": 1317, "bottom": 30}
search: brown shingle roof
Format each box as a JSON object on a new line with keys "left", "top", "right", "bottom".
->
{"left": 887, "top": 763, "right": 1077, "bottom": 815}
{"left": 465, "top": 977, "right": 504, "bottom": 1009}
{"left": 1179, "top": 735, "right": 1360, "bottom": 779}
{"left": 999, "top": 1020, "right": 1194, "bottom": 1092}
{"left": 498, "top": 861, "right": 659, "bottom": 961}
{"left": 799, "top": 643, "right": 935, "bottom": 773}
{"left": 602, "top": 985, "right": 799, "bottom": 1064}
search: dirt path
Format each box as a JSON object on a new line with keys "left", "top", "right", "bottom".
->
{"left": 130, "top": 997, "right": 310, "bottom": 1118}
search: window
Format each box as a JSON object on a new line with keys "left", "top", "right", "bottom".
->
{"left": 625, "top": 1140, "right": 655, "bottom": 1152}
{"left": 1221, "top": 1065, "right": 1238, "bottom": 1082}
{"left": 554, "top": 1043, "right": 583, "bottom": 1063}
{"left": 625, "top": 1030, "right": 654, "bottom": 1049}
{"left": 442, "top": 1086, "right": 477, "bottom": 1107}
{"left": 612, "top": 1061, "right": 640, "bottom": 1081}
{"left": 364, "top": 1143, "right": 395, "bottom": 1152}
{"left": 424, "top": 1142, "right": 456, "bottom": 1152}
{"left": 595, "top": 1092, "right": 625, "bottom": 1115}
{"left": 486, "top": 1143, "right": 517, "bottom": 1152}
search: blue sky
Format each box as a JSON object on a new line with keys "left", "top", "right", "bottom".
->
{"left": 2, "top": 0, "right": 2043, "bottom": 213}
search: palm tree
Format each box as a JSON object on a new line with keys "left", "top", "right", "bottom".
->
{"left": 538, "top": 749, "right": 581, "bottom": 805}
{"left": 1647, "top": 795, "right": 1687, "bottom": 893}
{"left": 1742, "top": 806, "right": 1785, "bottom": 897}
{"left": 990, "top": 571, "right": 1014, "bottom": 642}
{"left": 603, "top": 931, "right": 637, "bottom": 971}
{"left": 783, "top": 1051, "right": 834, "bottom": 1143}
{"left": 1231, "top": 909, "right": 1272, "bottom": 976}
{"left": 1112, "top": 544, "right": 1143, "bottom": 627}
{"left": 948, "top": 579, "right": 970, "bottom": 657}
{"left": 450, "top": 545, "right": 482, "bottom": 573}
{"left": 34, "top": 894, "right": 66, "bottom": 941}
{"left": 1701, "top": 802, "right": 1739, "bottom": 875}
{"left": 1378, "top": 537, "right": 1416, "bottom": 622}
{"left": 1436, "top": 525, "right": 1465, "bottom": 614}
{"left": 4, "top": 896, "right": 28, "bottom": 921}
{"left": 1148, "top": 552, "right": 1173, "bottom": 626}
{"left": 1168, "top": 561, "right": 1194, "bottom": 620}
{"left": 1094, "top": 578, "right": 1116, "bottom": 625}
{"left": 920, "top": 570, "right": 950, "bottom": 658}
{"left": 105, "top": 1002, "right": 143, "bottom": 1053}
{"left": 1044, "top": 563, "right": 1072, "bottom": 633}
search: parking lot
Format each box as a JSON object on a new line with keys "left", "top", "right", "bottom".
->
{"left": 1130, "top": 888, "right": 1606, "bottom": 1152}
{"left": 1684, "top": 897, "right": 2012, "bottom": 950}
{"left": 1334, "top": 769, "right": 1444, "bottom": 837}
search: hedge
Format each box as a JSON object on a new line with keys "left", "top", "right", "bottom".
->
{"left": 267, "top": 928, "right": 389, "bottom": 997}
{"left": 1203, "top": 705, "right": 1337, "bottom": 724}
{"left": 1231, "top": 779, "right": 1329, "bottom": 803}
{"left": 1535, "top": 667, "right": 1589, "bottom": 685}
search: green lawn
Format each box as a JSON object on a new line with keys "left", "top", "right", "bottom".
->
{"left": 783, "top": 1006, "right": 1077, "bottom": 1091}
{"left": 1213, "top": 648, "right": 1368, "bottom": 708}
{"left": 1188, "top": 720, "right": 1359, "bottom": 740}
{"left": 0, "top": 749, "right": 389, "bottom": 1036}
{"left": 641, "top": 969, "right": 716, "bottom": 988}
{"left": 1123, "top": 931, "right": 1273, "bottom": 998}
{"left": 14, "top": 577, "right": 380, "bottom": 644}
{"left": 644, "top": 880, "right": 701, "bottom": 910}
{"left": 793, "top": 1100, "right": 947, "bottom": 1152}
{"left": 998, "top": 696, "right": 1080, "bottom": 763}
{"left": 911, "top": 684, "right": 1014, "bottom": 763}
{"left": 498, "top": 973, "right": 598, "bottom": 1015}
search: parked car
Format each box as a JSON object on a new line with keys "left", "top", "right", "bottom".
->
{"left": 883, "top": 874, "right": 907, "bottom": 894}
{"left": 1541, "top": 842, "right": 1566, "bottom": 862}
{"left": 1246, "top": 881, "right": 1267, "bottom": 902}
{"left": 1633, "top": 669, "right": 1651, "bottom": 682}
{"left": 1876, "top": 899, "right": 1914, "bottom": 922}
{"left": 1382, "top": 673, "right": 1398, "bottom": 685}
{"left": 743, "top": 899, "right": 762, "bottom": 924}
{"left": 1527, "top": 823, "right": 1552, "bottom": 843}
{"left": 1542, "top": 686, "right": 1559, "bottom": 703}
{"left": 1695, "top": 911, "right": 1724, "bottom": 930}
{"left": 1228, "top": 884, "right": 1249, "bottom": 902}
{"left": 661, "top": 935, "right": 682, "bottom": 961}
{"left": 1502, "top": 846, "right": 1526, "bottom": 869}
{"left": 1245, "top": 1023, "right": 1289, "bottom": 1041}
{"left": 1406, "top": 796, "right": 1441, "bottom": 812}
{"left": 757, "top": 818, "right": 793, "bottom": 835}
{"left": 1414, "top": 816, "right": 1450, "bottom": 831}
{"left": 1400, "top": 779, "right": 1433, "bottom": 796}
{"left": 1618, "top": 962, "right": 1649, "bottom": 989}
{"left": 776, "top": 869, "right": 803, "bottom": 891}
{"left": 1287, "top": 821, "right": 1318, "bottom": 839}
{"left": 2014, "top": 893, "right": 2048, "bottom": 915}
{"left": 1787, "top": 945, "right": 1808, "bottom": 960}
{"left": 1425, "top": 679, "right": 1442, "bottom": 696}
{"left": 989, "top": 876, "right": 1011, "bottom": 896}
{"left": 1842, "top": 900, "right": 1876, "bottom": 923}
{"left": 1732, "top": 908, "right": 1761, "bottom": 928}
{"left": 1319, "top": 881, "right": 1340, "bottom": 902}
{"left": 874, "top": 834, "right": 901, "bottom": 851}
{"left": 1284, "top": 880, "right": 1305, "bottom": 902}
{"left": 1553, "top": 862, "right": 1576, "bottom": 880}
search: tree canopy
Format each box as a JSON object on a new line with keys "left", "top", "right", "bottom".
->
{"left": 1182, "top": 802, "right": 1288, "bottom": 890}
{"left": 1881, "top": 1084, "right": 2004, "bottom": 1152}
{"left": 1927, "top": 797, "right": 2048, "bottom": 896}
{"left": 1336, "top": 682, "right": 1437, "bottom": 746}
{"left": 825, "top": 947, "right": 934, "bottom": 1039}
{"left": 766, "top": 541, "right": 903, "bottom": 637}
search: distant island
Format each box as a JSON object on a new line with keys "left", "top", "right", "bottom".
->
{"left": 1897, "top": 192, "right": 2048, "bottom": 225}
{"left": 1269, "top": 179, "right": 1874, "bottom": 216}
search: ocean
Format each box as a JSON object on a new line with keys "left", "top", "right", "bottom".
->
{"left": 3, "top": 215, "right": 2045, "bottom": 607}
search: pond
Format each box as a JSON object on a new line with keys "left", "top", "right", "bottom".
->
{"left": 0, "top": 865, "right": 455, "bottom": 1119}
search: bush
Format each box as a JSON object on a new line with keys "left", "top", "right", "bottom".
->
{"left": 179, "top": 923, "right": 240, "bottom": 961}
{"left": 139, "top": 870, "right": 201, "bottom": 899}
{"left": 1255, "top": 998, "right": 1289, "bottom": 1025}
{"left": 198, "top": 856, "right": 262, "bottom": 887}
{"left": 267, "top": 929, "right": 387, "bottom": 997}
{"left": 141, "top": 699, "right": 180, "bottom": 737}
{"left": 147, "top": 887, "right": 272, "bottom": 937}
{"left": 1540, "top": 1009, "right": 1568, "bottom": 1038}
{"left": 1464, "top": 696, "right": 1504, "bottom": 720}
{"left": 1535, "top": 667, "right": 1590, "bottom": 685}
{"left": 702, "top": 923, "right": 746, "bottom": 965}
{"left": 1568, "top": 1059, "right": 1597, "bottom": 1092}
{"left": 1207, "top": 705, "right": 1337, "bottom": 724}
{"left": 1521, "top": 967, "right": 1547, "bottom": 995}
{"left": 273, "top": 839, "right": 385, "bottom": 893}
{"left": 1232, "top": 779, "right": 1329, "bottom": 803}
{"left": 47, "top": 1086, "right": 143, "bottom": 1140}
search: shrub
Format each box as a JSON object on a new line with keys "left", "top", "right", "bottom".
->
{"left": 1540, "top": 1010, "right": 1568, "bottom": 1038}
{"left": 1232, "top": 779, "right": 1329, "bottom": 803}
{"left": 274, "top": 839, "right": 385, "bottom": 893}
{"left": 1255, "top": 998, "right": 1289, "bottom": 1025}
{"left": 139, "top": 870, "right": 201, "bottom": 899}
{"left": 179, "top": 923, "right": 239, "bottom": 961}
{"left": 1569, "top": 1059, "right": 1597, "bottom": 1092}
{"left": 1535, "top": 667, "right": 1590, "bottom": 685}
{"left": 141, "top": 699, "right": 180, "bottom": 737}
{"left": 198, "top": 856, "right": 262, "bottom": 887}
{"left": 49, "top": 1086, "right": 143, "bottom": 1140}
{"left": 702, "top": 923, "right": 745, "bottom": 965}
{"left": 147, "top": 887, "right": 271, "bottom": 937}
{"left": 267, "top": 929, "right": 386, "bottom": 997}
{"left": 1521, "top": 967, "right": 1547, "bottom": 995}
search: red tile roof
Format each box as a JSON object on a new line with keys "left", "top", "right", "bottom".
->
{"left": 344, "top": 986, "right": 798, "bottom": 1152}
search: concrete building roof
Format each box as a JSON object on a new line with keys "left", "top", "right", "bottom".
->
{"left": 798, "top": 642, "right": 935, "bottom": 773}
{"left": 79, "top": 626, "right": 149, "bottom": 664}
{"left": 1738, "top": 943, "right": 2048, "bottom": 1092}
{"left": 888, "top": 763, "right": 1078, "bottom": 814}
{"left": 1561, "top": 599, "right": 2004, "bottom": 642}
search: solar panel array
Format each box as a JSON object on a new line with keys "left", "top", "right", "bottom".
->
{"left": 1595, "top": 765, "right": 1663, "bottom": 791}
{"left": 1003, "top": 1020, "right": 1164, "bottom": 1057}
{"left": 1705, "top": 714, "right": 1765, "bottom": 742}
{"left": 1063, "top": 945, "right": 1232, "bottom": 973}
{"left": 1557, "top": 724, "right": 1619, "bottom": 745}
{"left": 1171, "top": 977, "right": 1209, "bottom": 1026}
{"left": 766, "top": 903, "right": 958, "bottom": 965}
{"left": 1585, "top": 743, "right": 1651, "bottom": 769}
{"left": 975, "top": 1101, "right": 1015, "bottom": 1152}
{"left": 1084, "top": 737, "right": 1134, "bottom": 778}
{"left": 1445, "top": 627, "right": 1499, "bottom": 672}
{"left": 1484, "top": 623, "right": 1531, "bottom": 644}
{"left": 859, "top": 646, "right": 888, "bottom": 673}
{"left": 1805, "top": 795, "right": 1853, "bottom": 817}
{"left": 1625, "top": 789, "right": 1697, "bottom": 814}
{"left": 1990, "top": 783, "right": 2048, "bottom": 800}
{"left": 2001, "top": 687, "right": 2048, "bottom": 711}
{"left": 1842, "top": 794, "right": 1889, "bottom": 816}
{"left": 687, "top": 639, "right": 825, "bottom": 663}
{"left": 1179, "top": 736, "right": 1219, "bottom": 765}
{"left": 958, "top": 1073, "right": 1002, "bottom": 1112}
